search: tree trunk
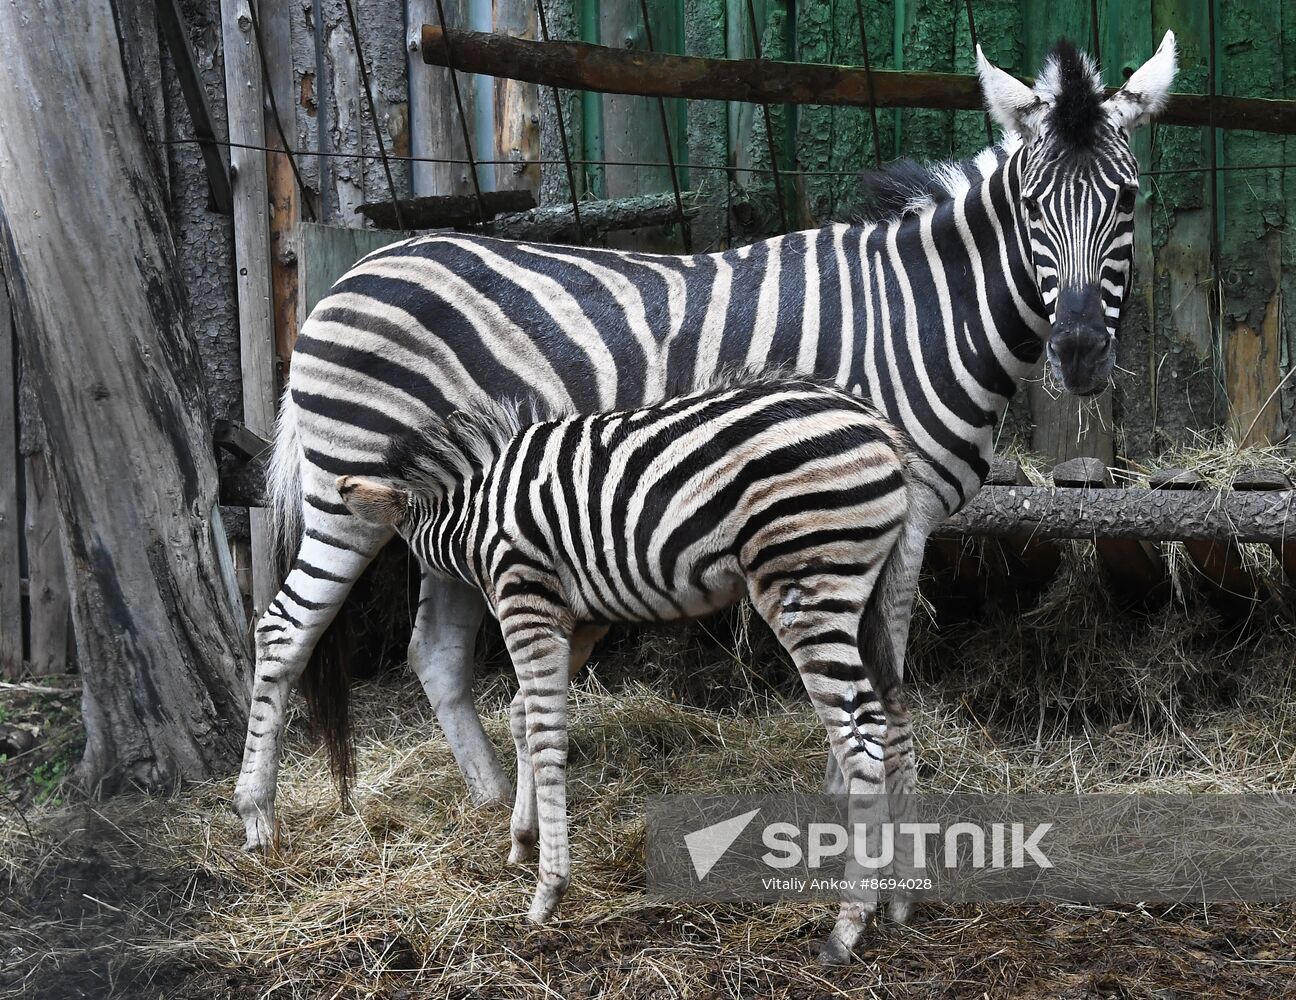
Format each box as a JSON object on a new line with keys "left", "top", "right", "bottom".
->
{"left": 0, "top": 0, "right": 251, "bottom": 793}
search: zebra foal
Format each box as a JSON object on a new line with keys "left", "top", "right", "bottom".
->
{"left": 336, "top": 377, "right": 915, "bottom": 963}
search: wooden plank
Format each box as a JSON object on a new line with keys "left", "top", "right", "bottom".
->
{"left": 408, "top": 0, "right": 477, "bottom": 197}
{"left": 0, "top": 275, "right": 21, "bottom": 676}
{"left": 683, "top": 0, "right": 727, "bottom": 250}
{"left": 1219, "top": 1, "right": 1287, "bottom": 448}
{"left": 260, "top": 0, "right": 300, "bottom": 374}
{"left": 983, "top": 458, "right": 1061, "bottom": 589}
{"left": 1232, "top": 469, "right": 1296, "bottom": 584}
{"left": 596, "top": 0, "right": 684, "bottom": 248}
{"left": 418, "top": 24, "right": 1296, "bottom": 133}
{"left": 298, "top": 223, "right": 415, "bottom": 328}
{"left": 1023, "top": 0, "right": 1113, "bottom": 468}
{"left": 221, "top": 0, "right": 278, "bottom": 618}
{"left": 23, "top": 452, "right": 70, "bottom": 676}
{"left": 493, "top": 0, "right": 541, "bottom": 197}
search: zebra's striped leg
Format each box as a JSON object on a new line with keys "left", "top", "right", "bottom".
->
{"left": 880, "top": 682, "right": 918, "bottom": 923}
{"left": 500, "top": 616, "right": 574, "bottom": 924}
{"left": 408, "top": 575, "right": 512, "bottom": 808}
{"left": 507, "top": 623, "right": 605, "bottom": 867}
{"left": 751, "top": 574, "right": 889, "bottom": 965}
{"left": 233, "top": 514, "right": 391, "bottom": 851}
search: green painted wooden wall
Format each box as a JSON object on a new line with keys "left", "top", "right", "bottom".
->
{"left": 565, "top": 0, "right": 1294, "bottom": 460}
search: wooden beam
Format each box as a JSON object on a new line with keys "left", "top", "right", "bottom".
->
{"left": 933, "top": 483, "right": 1296, "bottom": 545}
{"left": 984, "top": 459, "right": 1061, "bottom": 589}
{"left": 492, "top": 0, "right": 540, "bottom": 197}
{"left": 481, "top": 191, "right": 700, "bottom": 243}
{"left": 221, "top": 0, "right": 278, "bottom": 619}
{"left": 0, "top": 272, "right": 21, "bottom": 676}
{"left": 419, "top": 26, "right": 1296, "bottom": 135}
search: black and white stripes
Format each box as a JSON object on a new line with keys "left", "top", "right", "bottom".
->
{"left": 231, "top": 37, "right": 1179, "bottom": 921}
{"left": 336, "top": 377, "right": 915, "bottom": 960}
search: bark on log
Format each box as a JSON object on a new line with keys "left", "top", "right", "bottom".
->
{"left": 482, "top": 191, "right": 700, "bottom": 243}
{"left": 0, "top": 0, "right": 251, "bottom": 793}
{"left": 420, "top": 26, "right": 1296, "bottom": 136}
{"left": 935, "top": 486, "right": 1296, "bottom": 544}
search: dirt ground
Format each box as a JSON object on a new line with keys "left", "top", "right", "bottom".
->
{"left": 5, "top": 523, "right": 1296, "bottom": 999}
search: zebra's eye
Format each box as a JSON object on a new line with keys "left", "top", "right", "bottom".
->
{"left": 1117, "top": 185, "right": 1138, "bottom": 213}
{"left": 1022, "top": 195, "right": 1041, "bottom": 218}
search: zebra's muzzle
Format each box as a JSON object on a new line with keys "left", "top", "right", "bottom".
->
{"left": 1046, "top": 284, "right": 1116, "bottom": 396}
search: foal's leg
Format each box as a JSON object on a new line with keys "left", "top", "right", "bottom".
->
{"left": 751, "top": 569, "right": 889, "bottom": 965}
{"left": 408, "top": 575, "right": 512, "bottom": 807}
{"left": 234, "top": 512, "right": 391, "bottom": 851}
{"left": 508, "top": 623, "right": 608, "bottom": 865}
{"left": 499, "top": 609, "right": 574, "bottom": 923}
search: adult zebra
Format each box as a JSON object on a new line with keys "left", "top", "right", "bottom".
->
{"left": 235, "top": 36, "right": 1177, "bottom": 851}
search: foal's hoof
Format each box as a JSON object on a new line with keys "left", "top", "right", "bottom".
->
{"left": 507, "top": 839, "right": 538, "bottom": 866}
{"left": 887, "top": 893, "right": 915, "bottom": 925}
{"left": 817, "top": 937, "right": 853, "bottom": 966}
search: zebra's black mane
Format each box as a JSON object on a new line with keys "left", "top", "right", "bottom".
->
{"left": 838, "top": 143, "right": 1012, "bottom": 223}
{"left": 1037, "top": 38, "right": 1107, "bottom": 150}
{"left": 381, "top": 369, "right": 844, "bottom": 499}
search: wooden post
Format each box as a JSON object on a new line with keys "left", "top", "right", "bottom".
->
{"left": 494, "top": 0, "right": 541, "bottom": 197}
{"left": 260, "top": 0, "right": 300, "bottom": 372}
{"left": 221, "top": 0, "right": 278, "bottom": 618}
{"left": 0, "top": 272, "right": 21, "bottom": 676}
{"left": 1052, "top": 457, "right": 1166, "bottom": 607}
{"left": 407, "top": 0, "right": 477, "bottom": 198}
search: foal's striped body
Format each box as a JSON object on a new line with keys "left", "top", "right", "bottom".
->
{"left": 338, "top": 378, "right": 916, "bottom": 962}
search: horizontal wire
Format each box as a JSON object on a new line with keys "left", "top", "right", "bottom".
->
{"left": 157, "top": 134, "right": 1296, "bottom": 183}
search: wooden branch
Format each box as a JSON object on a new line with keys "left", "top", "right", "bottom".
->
{"left": 358, "top": 190, "right": 537, "bottom": 230}
{"left": 421, "top": 26, "right": 1296, "bottom": 136}
{"left": 157, "top": 0, "right": 232, "bottom": 213}
{"left": 483, "top": 191, "right": 699, "bottom": 242}
{"left": 985, "top": 460, "right": 1060, "bottom": 588}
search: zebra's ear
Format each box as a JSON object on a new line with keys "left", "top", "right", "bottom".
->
{"left": 336, "top": 476, "right": 409, "bottom": 527}
{"left": 976, "top": 45, "right": 1045, "bottom": 140}
{"left": 1104, "top": 30, "right": 1177, "bottom": 131}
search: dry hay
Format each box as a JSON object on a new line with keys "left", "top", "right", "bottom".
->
{"left": 2, "top": 439, "right": 1296, "bottom": 998}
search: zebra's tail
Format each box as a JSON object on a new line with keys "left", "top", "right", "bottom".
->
{"left": 265, "top": 387, "right": 304, "bottom": 571}
{"left": 267, "top": 386, "right": 358, "bottom": 805}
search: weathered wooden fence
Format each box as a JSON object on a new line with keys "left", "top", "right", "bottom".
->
{"left": 3, "top": 0, "right": 1294, "bottom": 675}
{"left": 0, "top": 265, "right": 71, "bottom": 678}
